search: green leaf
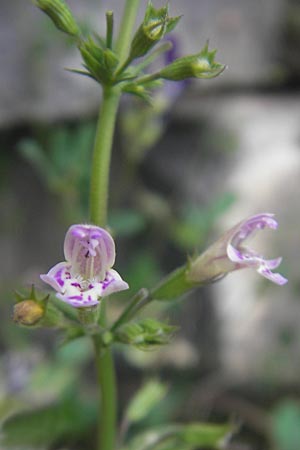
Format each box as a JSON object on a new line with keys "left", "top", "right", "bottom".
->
{"left": 177, "top": 422, "right": 233, "bottom": 447}
{"left": 122, "top": 422, "right": 233, "bottom": 450}
{"left": 126, "top": 380, "right": 168, "bottom": 424}
{"left": 0, "top": 392, "right": 96, "bottom": 448}
{"left": 65, "top": 67, "right": 97, "bottom": 81}
{"left": 271, "top": 401, "right": 300, "bottom": 450}
{"left": 170, "top": 193, "right": 236, "bottom": 250}
{"left": 17, "top": 139, "right": 50, "bottom": 181}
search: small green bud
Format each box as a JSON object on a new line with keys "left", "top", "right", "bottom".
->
{"left": 128, "top": 1, "right": 181, "bottom": 61}
{"left": 13, "top": 300, "right": 44, "bottom": 326}
{"left": 159, "top": 43, "right": 225, "bottom": 81}
{"left": 34, "top": 0, "right": 80, "bottom": 37}
{"left": 79, "top": 38, "right": 119, "bottom": 85}
{"left": 13, "top": 286, "right": 72, "bottom": 328}
{"left": 115, "top": 318, "right": 177, "bottom": 351}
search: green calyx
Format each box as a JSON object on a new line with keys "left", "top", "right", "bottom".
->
{"left": 78, "top": 37, "right": 119, "bottom": 85}
{"left": 34, "top": 0, "right": 80, "bottom": 37}
{"left": 159, "top": 42, "right": 226, "bottom": 81}
{"left": 128, "top": 1, "right": 181, "bottom": 61}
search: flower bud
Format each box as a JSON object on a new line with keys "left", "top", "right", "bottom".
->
{"left": 13, "top": 300, "right": 44, "bottom": 326}
{"left": 78, "top": 39, "right": 119, "bottom": 85}
{"left": 128, "top": 1, "right": 181, "bottom": 61}
{"left": 34, "top": 0, "right": 80, "bottom": 37}
{"left": 115, "top": 318, "right": 177, "bottom": 351}
{"left": 159, "top": 43, "right": 225, "bottom": 81}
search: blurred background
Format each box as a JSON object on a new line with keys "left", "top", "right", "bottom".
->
{"left": 1, "top": 0, "right": 300, "bottom": 449}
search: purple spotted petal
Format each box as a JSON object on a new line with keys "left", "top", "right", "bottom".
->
{"left": 40, "top": 262, "right": 72, "bottom": 293}
{"left": 99, "top": 269, "right": 129, "bottom": 297}
{"left": 56, "top": 283, "right": 102, "bottom": 308}
{"left": 64, "top": 224, "right": 115, "bottom": 280}
{"left": 55, "top": 269, "right": 128, "bottom": 307}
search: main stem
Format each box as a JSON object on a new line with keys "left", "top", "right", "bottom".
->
{"left": 89, "top": 2, "right": 140, "bottom": 450}
{"left": 90, "top": 86, "right": 120, "bottom": 226}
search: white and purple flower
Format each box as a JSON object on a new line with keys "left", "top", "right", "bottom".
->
{"left": 40, "top": 224, "right": 129, "bottom": 308}
{"left": 187, "top": 213, "right": 288, "bottom": 286}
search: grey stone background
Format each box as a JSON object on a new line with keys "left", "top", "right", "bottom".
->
{"left": 1, "top": 0, "right": 300, "bottom": 385}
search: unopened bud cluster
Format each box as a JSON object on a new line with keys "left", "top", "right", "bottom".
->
{"left": 34, "top": 0, "right": 225, "bottom": 98}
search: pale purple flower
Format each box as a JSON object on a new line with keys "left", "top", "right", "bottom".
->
{"left": 187, "top": 213, "right": 288, "bottom": 286}
{"left": 40, "top": 224, "right": 129, "bottom": 308}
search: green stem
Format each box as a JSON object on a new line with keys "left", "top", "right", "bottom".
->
{"left": 110, "top": 288, "right": 149, "bottom": 332}
{"left": 89, "top": 2, "right": 140, "bottom": 450}
{"left": 93, "top": 299, "right": 117, "bottom": 450}
{"left": 134, "top": 71, "right": 161, "bottom": 85}
{"left": 115, "top": 0, "right": 140, "bottom": 60}
{"left": 89, "top": 86, "right": 120, "bottom": 226}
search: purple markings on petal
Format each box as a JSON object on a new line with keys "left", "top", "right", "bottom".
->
{"left": 264, "top": 257, "right": 282, "bottom": 270}
{"left": 257, "top": 266, "right": 288, "bottom": 286}
{"left": 40, "top": 262, "right": 72, "bottom": 293}
{"left": 68, "top": 295, "right": 83, "bottom": 301}
{"left": 99, "top": 269, "right": 129, "bottom": 297}
{"left": 231, "top": 214, "right": 277, "bottom": 248}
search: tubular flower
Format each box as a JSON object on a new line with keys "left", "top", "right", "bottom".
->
{"left": 187, "top": 213, "right": 288, "bottom": 286}
{"left": 40, "top": 224, "right": 129, "bottom": 307}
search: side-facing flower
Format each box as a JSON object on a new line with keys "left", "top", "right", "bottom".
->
{"left": 187, "top": 213, "right": 288, "bottom": 286}
{"left": 40, "top": 224, "right": 129, "bottom": 308}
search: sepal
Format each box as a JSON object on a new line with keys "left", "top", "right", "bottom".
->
{"left": 34, "top": 0, "right": 80, "bottom": 37}
{"left": 115, "top": 318, "right": 177, "bottom": 351}
{"left": 159, "top": 42, "right": 225, "bottom": 81}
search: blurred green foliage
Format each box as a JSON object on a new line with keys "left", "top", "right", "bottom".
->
{"left": 271, "top": 401, "right": 300, "bottom": 450}
{"left": 18, "top": 122, "right": 95, "bottom": 222}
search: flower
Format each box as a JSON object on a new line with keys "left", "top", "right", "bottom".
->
{"left": 40, "top": 224, "right": 129, "bottom": 307}
{"left": 187, "top": 213, "right": 288, "bottom": 286}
